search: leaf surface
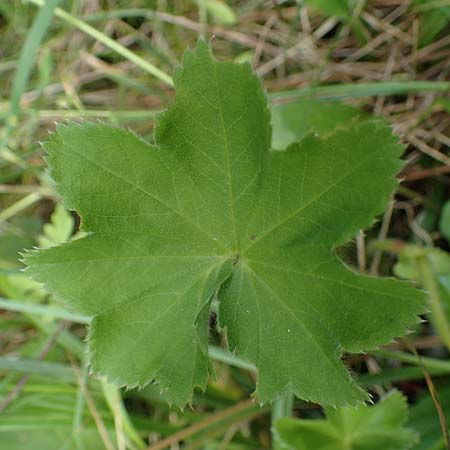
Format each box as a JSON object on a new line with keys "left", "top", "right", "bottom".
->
{"left": 271, "top": 98, "right": 362, "bottom": 150}
{"left": 26, "top": 41, "right": 424, "bottom": 406}
{"left": 276, "top": 390, "right": 418, "bottom": 450}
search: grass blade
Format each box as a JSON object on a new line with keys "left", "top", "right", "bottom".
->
{"left": 0, "top": 357, "right": 75, "bottom": 382}
{"left": 270, "top": 81, "right": 450, "bottom": 102}
{"left": 25, "top": 0, "right": 173, "bottom": 87}
{"left": 0, "top": 298, "right": 91, "bottom": 324}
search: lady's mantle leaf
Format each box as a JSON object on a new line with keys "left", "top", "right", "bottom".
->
{"left": 276, "top": 390, "right": 418, "bottom": 450}
{"left": 25, "top": 41, "right": 424, "bottom": 406}
{"left": 271, "top": 98, "right": 362, "bottom": 149}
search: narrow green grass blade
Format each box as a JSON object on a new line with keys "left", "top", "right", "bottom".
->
{"left": 1, "top": 0, "right": 60, "bottom": 166}
{"left": 269, "top": 81, "right": 450, "bottom": 101}
{"left": 101, "top": 381, "right": 146, "bottom": 449}
{"left": 0, "top": 298, "right": 91, "bottom": 324}
{"left": 26, "top": 0, "right": 173, "bottom": 86}
{"left": 208, "top": 346, "right": 257, "bottom": 372}
{"left": 272, "top": 392, "right": 294, "bottom": 450}
{"left": 9, "top": 0, "right": 61, "bottom": 115}
{"left": 38, "top": 109, "right": 160, "bottom": 121}
{"left": 0, "top": 357, "right": 75, "bottom": 382}
{"left": 374, "top": 349, "right": 450, "bottom": 373}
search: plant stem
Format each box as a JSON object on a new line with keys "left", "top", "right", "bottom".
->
{"left": 0, "top": 192, "right": 41, "bottom": 221}
{"left": 72, "top": 357, "right": 88, "bottom": 450}
{"left": 101, "top": 380, "right": 146, "bottom": 450}
{"left": 374, "top": 349, "right": 450, "bottom": 372}
{"left": 208, "top": 345, "right": 256, "bottom": 372}
{"left": 271, "top": 392, "right": 294, "bottom": 450}
{"left": 0, "top": 297, "right": 91, "bottom": 324}
{"left": 416, "top": 254, "right": 450, "bottom": 351}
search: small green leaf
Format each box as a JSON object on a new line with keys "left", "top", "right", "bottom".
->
{"left": 276, "top": 391, "right": 419, "bottom": 450}
{"left": 25, "top": 41, "right": 424, "bottom": 406}
{"left": 198, "top": 0, "right": 236, "bottom": 26}
{"left": 37, "top": 204, "right": 74, "bottom": 249}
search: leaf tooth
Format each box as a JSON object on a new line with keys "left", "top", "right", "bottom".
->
{"left": 18, "top": 250, "right": 30, "bottom": 266}
{"left": 182, "top": 46, "right": 195, "bottom": 65}
{"left": 253, "top": 393, "right": 265, "bottom": 408}
{"left": 81, "top": 327, "right": 89, "bottom": 344}
{"left": 88, "top": 324, "right": 199, "bottom": 406}
{"left": 365, "top": 393, "right": 374, "bottom": 405}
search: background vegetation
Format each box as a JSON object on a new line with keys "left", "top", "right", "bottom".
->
{"left": 1, "top": 0, "right": 450, "bottom": 449}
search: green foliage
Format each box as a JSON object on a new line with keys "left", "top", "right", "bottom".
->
{"left": 392, "top": 241, "right": 450, "bottom": 351}
{"left": 414, "top": 0, "right": 450, "bottom": 47}
{"left": 276, "top": 390, "right": 418, "bottom": 450}
{"left": 303, "top": 0, "right": 367, "bottom": 43}
{"left": 409, "top": 385, "right": 450, "bottom": 450}
{"left": 198, "top": 0, "right": 236, "bottom": 26}
{"left": 25, "top": 41, "right": 424, "bottom": 407}
{"left": 0, "top": 390, "right": 112, "bottom": 450}
{"left": 37, "top": 204, "right": 74, "bottom": 248}
{"left": 395, "top": 246, "right": 450, "bottom": 320}
{"left": 395, "top": 247, "right": 450, "bottom": 281}
{"left": 271, "top": 98, "right": 361, "bottom": 149}
{"left": 0, "top": 219, "right": 38, "bottom": 269}
{"left": 0, "top": 204, "right": 76, "bottom": 302}
{"left": 440, "top": 200, "right": 450, "bottom": 242}
{"left": 305, "top": 0, "right": 352, "bottom": 17}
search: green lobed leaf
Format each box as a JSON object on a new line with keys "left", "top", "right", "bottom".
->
{"left": 276, "top": 390, "right": 419, "bottom": 450}
{"left": 25, "top": 41, "right": 424, "bottom": 406}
